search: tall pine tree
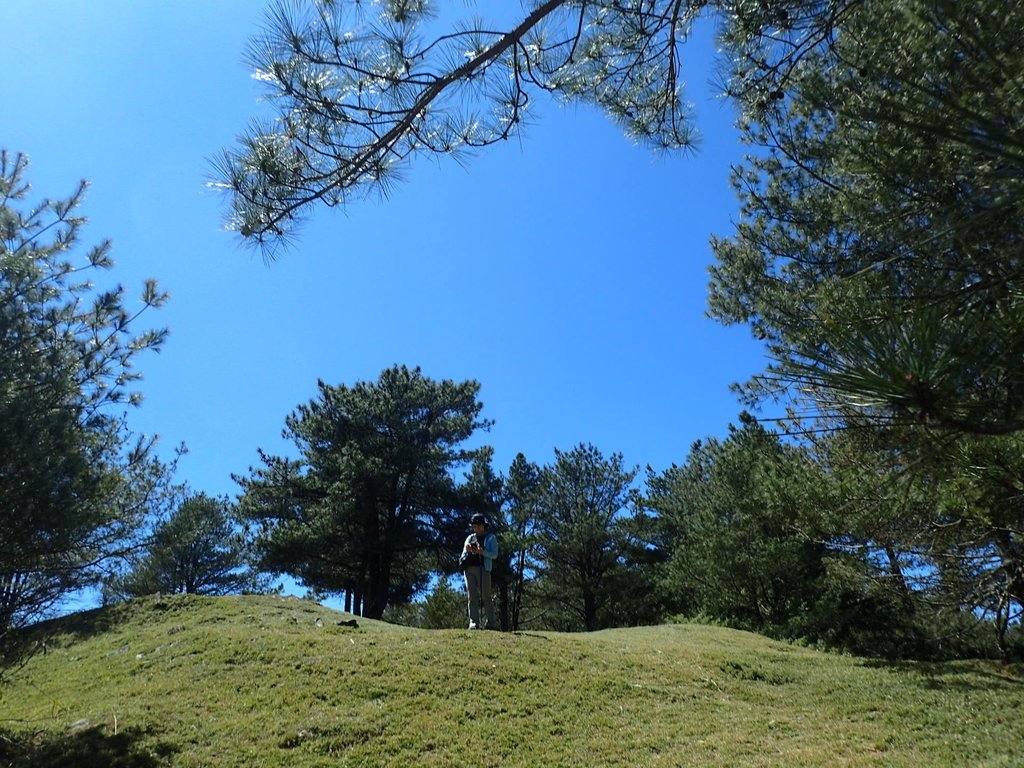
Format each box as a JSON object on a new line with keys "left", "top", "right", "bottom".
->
{"left": 237, "top": 365, "right": 491, "bottom": 618}
{"left": 0, "top": 151, "right": 168, "bottom": 629}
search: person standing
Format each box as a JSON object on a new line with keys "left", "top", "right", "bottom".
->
{"left": 460, "top": 513, "right": 498, "bottom": 630}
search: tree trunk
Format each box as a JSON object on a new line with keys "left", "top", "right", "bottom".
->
{"left": 363, "top": 575, "right": 389, "bottom": 619}
{"left": 993, "top": 529, "right": 1024, "bottom": 654}
{"left": 885, "top": 547, "right": 912, "bottom": 605}
{"left": 583, "top": 590, "right": 598, "bottom": 632}
{"left": 496, "top": 575, "right": 510, "bottom": 632}
{"left": 510, "top": 549, "right": 527, "bottom": 631}
{"left": 352, "top": 581, "right": 363, "bottom": 617}
{"left": 363, "top": 545, "right": 393, "bottom": 620}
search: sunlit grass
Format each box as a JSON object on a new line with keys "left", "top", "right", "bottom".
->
{"left": 2, "top": 594, "right": 1021, "bottom": 767}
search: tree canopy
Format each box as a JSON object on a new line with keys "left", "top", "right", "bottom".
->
{"left": 236, "top": 365, "right": 492, "bottom": 618}
{"left": 213, "top": 0, "right": 863, "bottom": 253}
{"left": 702, "top": 0, "right": 1024, "bottom": 647}
{"left": 0, "top": 151, "right": 168, "bottom": 630}
{"left": 646, "top": 419, "right": 827, "bottom": 628}
{"left": 709, "top": 0, "right": 1024, "bottom": 436}
{"left": 533, "top": 443, "right": 637, "bottom": 631}
{"left": 105, "top": 494, "right": 265, "bottom": 601}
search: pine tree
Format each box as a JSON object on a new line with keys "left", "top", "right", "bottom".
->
{"left": 236, "top": 365, "right": 491, "bottom": 619}
{"left": 0, "top": 151, "right": 168, "bottom": 629}
{"left": 106, "top": 494, "right": 265, "bottom": 600}
{"left": 533, "top": 443, "right": 637, "bottom": 631}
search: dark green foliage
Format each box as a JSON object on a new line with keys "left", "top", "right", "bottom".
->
{"left": 811, "top": 427, "right": 1024, "bottom": 659}
{"left": 705, "top": 0, "right": 1024, "bottom": 655}
{"left": 0, "top": 151, "right": 167, "bottom": 630}
{"left": 532, "top": 444, "right": 638, "bottom": 631}
{"left": 646, "top": 418, "right": 831, "bottom": 634}
{"left": 419, "top": 578, "right": 467, "bottom": 629}
{"left": 383, "top": 578, "right": 467, "bottom": 629}
{"left": 641, "top": 416, "right": 1023, "bottom": 659}
{"left": 710, "top": 0, "right": 1024, "bottom": 434}
{"left": 236, "top": 365, "right": 492, "bottom": 619}
{"left": 105, "top": 494, "right": 266, "bottom": 601}
{"left": 490, "top": 453, "right": 543, "bottom": 632}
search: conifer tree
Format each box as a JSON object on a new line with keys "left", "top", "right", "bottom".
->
{"left": 105, "top": 494, "right": 265, "bottom": 600}
{"left": 213, "top": 0, "right": 855, "bottom": 253}
{"left": 533, "top": 443, "right": 637, "bottom": 631}
{"left": 502, "top": 453, "right": 544, "bottom": 632}
{"left": 237, "top": 365, "right": 491, "bottom": 619}
{"left": 0, "top": 151, "right": 168, "bottom": 629}
{"left": 709, "top": 0, "right": 1024, "bottom": 434}
{"left": 707, "top": 0, "right": 1024, "bottom": 649}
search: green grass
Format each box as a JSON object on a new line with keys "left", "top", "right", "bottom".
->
{"left": 1, "top": 594, "right": 1021, "bottom": 767}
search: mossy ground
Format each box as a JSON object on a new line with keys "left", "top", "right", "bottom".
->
{"left": 1, "top": 594, "right": 1021, "bottom": 767}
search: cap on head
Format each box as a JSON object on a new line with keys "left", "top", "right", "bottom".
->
{"left": 470, "top": 513, "right": 487, "bottom": 527}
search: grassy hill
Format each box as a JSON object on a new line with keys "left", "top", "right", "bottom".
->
{"left": 1, "top": 595, "right": 1020, "bottom": 767}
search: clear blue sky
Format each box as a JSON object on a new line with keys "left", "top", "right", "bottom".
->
{"left": 3, "top": 1, "right": 765, "bottom": 501}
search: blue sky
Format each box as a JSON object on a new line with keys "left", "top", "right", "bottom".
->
{"left": 3, "top": 1, "right": 765, "bottom": 502}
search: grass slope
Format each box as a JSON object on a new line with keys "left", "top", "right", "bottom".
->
{"left": 1, "top": 594, "right": 1021, "bottom": 767}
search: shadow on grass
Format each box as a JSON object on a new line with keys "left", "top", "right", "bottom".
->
{"left": 4, "top": 595, "right": 203, "bottom": 669}
{"left": 1, "top": 724, "right": 177, "bottom": 768}
{"left": 861, "top": 659, "right": 1024, "bottom": 692}
{"left": 510, "top": 631, "right": 552, "bottom": 640}
{"left": 2, "top": 606, "right": 120, "bottom": 672}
